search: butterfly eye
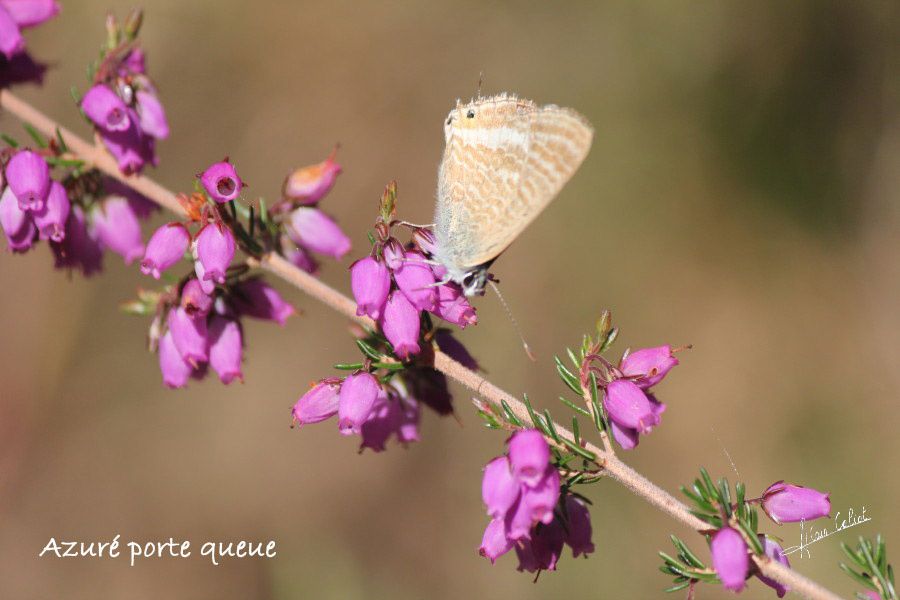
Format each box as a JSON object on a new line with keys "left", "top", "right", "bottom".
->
{"left": 466, "top": 109, "right": 475, "bottom": 119}
{"left": 446, "top": 117, "right": 453, "bottom": 125}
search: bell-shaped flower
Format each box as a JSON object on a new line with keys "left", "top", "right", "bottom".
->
{"left": 91, "top": 196, "right": 145, "bottom": 264}
{"left": 350, "top": 255, "right": 390, "bottom": 320}
{"left": 0, "top": 185, "right": 36, "bottom": 252}
{"left": 564, "top": 496, "right": 595, "bottom": 558}
{"left": 80, "top": 84, "right": 130, "bottom": 132}
{"left": 200, "top": 160, "right": 242, "bottom": 203}
{"left": 392, "top": 250, "right": 436, "bottom": 311}
{"left": 51, "top": 206, "right": 103, "bottom": 276}
{"left": 380, "top": 291, "right": 420, "bottom": 359}
{"left": 710, "top": 527, "right": 750, "bottom": 592}
{"left": 33, "top": 180, "right": 69, "bottom": 242}
{"left": 5, "top": 149, "right": 49, "bottom": 211}
{"left": 755, "top": 535, "right": 790, "bottom": 598}
{"left": 0, "top": 6, "right": 24, "bottom": 60}
{"left": 158, "top": 330, "right": 193, "bottom": 389}
{"left": 208, "top": 316, "right": 243, "bottom": 384}
{"left": 135, "top": 89, "right": 169, "bottom": 139}
{"left": 620, "top": 345, "right": 679, "bottom": 388}
{"left": 141, "top": 222, "right": 190, "bottom": 279}
{"left": 194, "top": 223, "right": 235, "bottom": 286}
{"left": 0, "top": 0, "right": 60, "bottom": 28}
{"left": 479, "top": 518, "right": 513, "bottom": 564}
{"left": 180, "top": 279, "right": 213, "bottom": 317}
{"left": 604, "top": 379, "right": 660, "bottom": 432}
{"left": 508, "top": 429, "right": 551, "bottom": 487}
{"left": 482, "top": 456, "right": 520, "bottom": 519}
{"left": 337, "top": 372, "right": 379, "bottom": 435}
{"left": 431, "top": 282, "right": 477, "bottom": 327}
{"left": 761, "top": 482, "right": 831, "bottom": 524}
{"left": 282, "top": 151, "right": 342, "bottom": 205}
{"left": 287, "top": 207, "right": 351, "bottom": 259}
{"left": 167, "top": 306, "right": 209, "bottom": 365}
{"left": 231, "top": 277, "right": 295, "bottom": 325}
{"left": 292, "top": 379, "right": 342, "bottom": 426}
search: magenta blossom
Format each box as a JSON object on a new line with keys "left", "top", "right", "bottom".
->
{"left": 282, "top": 152, "right": 342, "bottom": 205}
{"left": 355, "top": 380, "right": 420, "bottom": 452}
{"left": 515, "top": 519, "right": 566, "bottom": 573}
{"left": 208, "top": 316, "right": 243, "bottom": 384}
{"left": 392, "top": 250, "right": 436, "bottom": 311}
{"left": 710, "top": 527, "right": 749, "bottom": 592}
{"left": 564, "top": 495, "right": 595, "bottom": 558}
{"left": 604, "top": 379, "right": 661, "bottom": 433}
{"left": 760, "top": 482, "right": 831, "bottom": 524}
{"left": 32, "top": 179, "right": 69, "bottom": 242}
{"left": 756, "top": 535, "right": 790, "bottom": 598}
{"left": 620, "top": 345, "right": 679, "bottom": 388}
{"left": 99, "top": 113, "right": 156, "bottom": 175}
{"left": 0, "top": 185, "right": 36, "bottom": 252}
{"left": 380, "top": 291, "right": 420, "bottom": 359}
{"left": 180, "top": 279, "right": 213, "bottom": 317}
{"left": 337, "top": 372, "right": 379, "bottom": 435}
{"left": 200, "top": 160, "right": 242, "bottom": 203}
{"left": 0, "top": 0, "right": 60, "bottom": 29}
{"left": 482, "top": 456, "right": 520, "bottom": 519}
{"left": 350, "top": 255, "right": 391, "bottom": 320}
{"left": 292, "top": 379, "right": 341, "bottom": 426}
{"left": 90, "top": 196, "right": 145, "bottom": 264}
{"left": 284, "top": 245, "right": 319, "bottom": 274}
{"left": 51, "top": 206, "right": 103, "bottom": 276}
{"left": 193, "top": 223, "right": 235, "bottom": 286}
{"left": 0, "top": 6, "right": 24, "bottom": 59}
{"left": 158, "top": 330, "right": 193, "bottom": 389}
{"left": 608, "top": 393, "right": 666, "bottom": 450}
{"left": 231, "top": 278, "right": 295, "bottom": 326}
{"left": 508, "top": 429, "right": 551, "bottom": 488}
{"left": 479, "top": 518, "right": 514, "bottom": 564}
{"left": 135, "top": 89, "right": 169, "bottom": 139}
{"left": 167, "top": 306, "right": 209, "bottom": 365}
{"left": 141, "top": 222, "right": 190, "bottom": 279}
{"left": 287, "top": 207, "right": 351, "bottom": 259}
{"left": 431, "top": 282, "right": 477, "bottom": 327}
{"left": 80, "top": 84, "right": 130, "bottom": 132}
{"left": 5, "top": 149, "right": 49, "bottom": 211}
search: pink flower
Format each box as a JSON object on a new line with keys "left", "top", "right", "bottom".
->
{"left": 0, "top": 185, "right": 36, "bottom": 252}
{"left": 608, "top": 393, "right": 666, "bottom": 450}
{"left": 135, "top": 89, "right": 169, "bottom": 139}
{"left": 337, "top": 372, "right": 379, "bottom": 435}
{"left": 194, "top": 223, "right": 235, "bottom": 286}
{"left": 620, "top": 345, "right": 679, "bottom": 388}
{"left": 99, "top": 112, "right": 156, "bottom": 175}
{"left": 350, "top": 256, "right": 391, "bottom": 320}
{"left": 431, "top": 282, "right": 477, "bottom": 328}
{"left": 51, "top": 206, "right": 103, "bottom": 276}
{"left": 5, "top": 149, "right": 49, "bottom": 211}
{"left": 158, "top": 330, "right": 192, "bottom": 389}
{"left": 292, "top": 380, "right": 341, "bottom": 426}
{"left": 284, "top": 245, "right": 319, "bottom": 274}
{"left": 380, "top": 291, "right": 420, "bottom": 359}
{"left": 180, "top": 279, "right": 213, "bottom": 317}
{"left": 710, "top": 527, "right": 749, "bottom": 592}
{"left": 32, "top": 180, "right": 69, "bottom": 242}
{"left": 761, "top": 482, "right": 831, "bottom": 524}
{"left": 287, "top": 207, "right": 351, "bottom": 259}
{"left": 167, "top": 306, "right": 209, "bottom": 365}
{"left": 515, "top": 519, "right": 566, "bottom": 573}
{"left": 479, "top": 518, "right": 513, "bottom": 564}
{"left": 141, "top": 222, "right": 190, "bottom": 279}
{"left": 482, "top": 456, "right": 520, "bottom": 519}
{"left": 755, "top": 535, "right": 790, "bottom": 598}
{"left": 200, "top": 160, "right": 242, "bottom": 203}
{"left": 282, "top": 151, "right": 342, "bottom": 205}
{"left": 564, "top": 496, "right": 594, "bottom": 558}
{"left": 208, "top": 316, "right": 243, "bottom": 384}
{"left": 231, "top": 278, "right": 295, "bottom": 326}
{"left": 80, "top": 84, "right": 130, "bottom": 132}
{"left": 0, "top": 0, "right": 60, "bottom": 28}
{"left": 91, "top": 196, "right": 145, "bottom": 264}
{"left": 508, "top": 429, "right": 551, "bottom": 487}
{"left": 604, "top": 379, "right": 661, "bottom": 432}
{"left": 0, "top": 5, "right": 24, "bottom": 60}
{"left": 392, "top": 250, "right": 436, "bottom": 311}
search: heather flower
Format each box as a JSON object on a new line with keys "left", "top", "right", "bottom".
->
{"left": 180, "top": 279, "right": 213, "bottom": 317}
{"left": 756, "top": 535, "right": 790, "bottom": 598}
{"left": 508, "top": 429, "right": 551, "bottom": 487}
{"left": 158, "top": 330, "right": 193, "bottom": 389}
{"left": 80, "top": 84, "right": 130, "bottom": 132}
{"left": 710, "top": 527, "right": 749, "bottom": 592}
{"left": 200, "top": 160, "right": 242, "bottom": 203}
{"left": 282, "top": 150, "right": 342, "bottom": 205}
{"left": 412, "top": 227, "right": 437, "bottom": 256}
{"left": 5, "top": 149, "right": 49, "bottom": 211}
{"left": 287, "top": 207, "right": 351, "bottom": 259}
{"left": 141, "top": 222, "right": 190, "bottom": 279}
{"left": 292, "top": 379, "right": 341, "bottom": 426}
{"left": 350, "top": 255, "right": 390, "bottom": 320}
{"left": 90, "top": 196, "right": 144, "bottom": 264}
{"left": 208, "top": 316, "right": 243, "bottom": 384}
{"left": 122, "top": 47, "right": 145, "bottom": 74}
{"left": 52, "top": 206, "right": 103, "bottom": 276}
{"left": 482, "top": 456, "right": 520, "bottom": 519}
{"left": 564, "top": 496, "right": 595, "bottom": 558}
{"left": 506, "top": 467, "right": 560, "bottom": 540}
{"left": 284, "top": 244, "right": 319, "bottom": 274}
{"left": 357, "top": 381, "right": 420, "bottom": 452}
{"left": 431, "top": 282, "right": 477, "bottom": 327}
{"left": 167, "top": 306, "right": 209, "bottom": 365}
{"left": 761, "top": 482, "right": 831, "bottom": 524}
{"left": 392, "top": 250, "right": 436, "bottom": 311}
{"left": 32, "top": 179, "right": 69, "bottom": 242}
{"left": 381, "top": 238, "right": 404, "bottom": 270}
{"left": 135, "top": 89, "right": 169, "bottom": 139}
{"left": 337, "top": 372, "right": 379, "bottom": 435}
{"left": 380, "top": 291, "right": 420, "bottom": 359}
{"left": 608, "top": 393, "right": 666, "bottom": 450}
{"left": 99, "top": 113, "right": 156, "bottom": 175}
{"left": 620, "top": 345, "right": 679, "bottom": 388}
{"left": 194, "top": 223, "right": 235, "bottom": 286}
{"left": 604, "top": 379, "right": 661, "bottom": 432}
{"left": 479, "top": 518, "right": 513, "bottom": 564}
{"left": 0, "top": 5, "right": 24, "bottom": 60}
{"left": 0, "top": 185, "right": 36, "bottom": 252}
{"left": 515, "top": 519, "right": 566, "bottom": 573}
{"left": 434, "top": 329, "right": 479, "bottom": 370}
{"left": 0, "top": 0, "right": 60, "bottom": 28}
{"left": 231, "top": 278, "right": 295, "bottom": 325}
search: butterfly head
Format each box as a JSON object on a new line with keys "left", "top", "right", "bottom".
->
{"left": 458, "top": 266, "right": 489, "bottom": 297}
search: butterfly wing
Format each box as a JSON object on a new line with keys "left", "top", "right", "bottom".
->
{"left": 435, "top": 94, "right": 593, "bottom": 272}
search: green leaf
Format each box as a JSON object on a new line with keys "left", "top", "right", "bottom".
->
{"left": 680, "top": 486, "right": 715, "bottom": 513}
{"left": 840, "top": 564, "right": 879, "bottom": 591}
{"left": 664, "top": 580, "right": 692, "bottom": 593}
{"left": 718, "top": 478, "right": 732, "bottom": 517}
{"left": 23, "top": 123, "right": 47, "bottom": 148}
{"left": 543, "top": 409, "right": 561, "bottom": 443}
{"left": 500, "top": 400, "right": 523, "bottom": 427}
{"left": 699, "top": 468, "right": 716, "bottom": 500}
{"left": 566, "top": 346, "right": 580, "bottom": 370}
{"left": 355, "top": 339, "right": 382, "bottom": 360}
{"left": 560, "top": 436, "right": 595, "bottom": 462}
{"left": 558, "top": 396, "right": 591, "bottom": 417}
{"left": 1, "top": 133, "right": 19, "bottom": 148}
{"left": 671, "top": 535, "right": 706, "bottom": 569}
{"left": 571, "top": 416, "right": 580, "bottom": 444}
{"left": 333, "top": 362, "right": 363, "bottom": 371}
{"left": 55, "top": 127, "right": 69, "bottom": 152}
{"left": 740, "top": 520, "right": 764, "bottom": 555}
{"left": 554, "top": 356, "right": 582, "bottom": 395}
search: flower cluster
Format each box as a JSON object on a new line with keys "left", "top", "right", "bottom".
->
{"left": 79, "top": 10, "right": 167, "bottom": 174}
{"left": 350, "top": 183, "right": 476, "bottom": 359}
{"left": 0, "top": 0, "right": 58, "bottom": 61}
{"left": 1, "top": 146, "right": 157, "bottom": 272}
{"left": 292, "top": 371, "right": 420, "bottom": 452}
{"left": 479, "top": 430, "right": 594, "bottom": 573}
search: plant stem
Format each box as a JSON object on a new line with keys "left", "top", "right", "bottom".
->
{"left": 0, "top": 89, "right": 846, "bottom": 600}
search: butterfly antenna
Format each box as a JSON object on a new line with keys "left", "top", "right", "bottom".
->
{"left": 477, "top": 71, "right": 485, "bottom": 100}
{"left": 488, "top": 280, "right": 536, "bottom": 362}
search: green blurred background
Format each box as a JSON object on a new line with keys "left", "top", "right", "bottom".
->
{"left": 1, "top": 1, "right": 898, "bottom": 598}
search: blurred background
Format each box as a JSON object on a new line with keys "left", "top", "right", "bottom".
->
{"left": 2, "top": 1, "right": 899, "bottom": 598}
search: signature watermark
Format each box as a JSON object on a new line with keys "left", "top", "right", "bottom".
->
{"left": 782, "top": 506, "right": 872, "bottom": 559}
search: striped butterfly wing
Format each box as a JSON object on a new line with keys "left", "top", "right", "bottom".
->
{"left": 435, "top": 94, "right": 593, "bottom": 271}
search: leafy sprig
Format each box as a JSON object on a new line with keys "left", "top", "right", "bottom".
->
{"left": 841, "top": 535, "right": 897, "bottom": 600}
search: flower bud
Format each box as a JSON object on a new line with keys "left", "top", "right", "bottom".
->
{"left": 755, "top": 535, "right": 790, "bottom": 598}
{"left": 135, "top": 89, "right": 169, "bottom": 139}
{"left": 200, "top": 160, "right": 242, "bottom": 203}
{"left": 5, "top": 149, "right": 49, "bottom": 211}
{"left": 350, "top": 256, "right": 391, "bottom": 320}
{"left": 287, "top": 207, "right": 351, "bottom": 259}
{"left": 604, "top": 379, "right": 660, "bottom": 433}
{"left": 508, "top": 429, "right": 550, "bottom": 487}
{"left": 231, "top": 278, "right": 295, "bottom": 325}
{"left": 482, "top": 456, "right": 520, "bottom": 519}
{"left": 80, "top": 84, "right": 130, "bottom": 132}
{"left": 91, "top": 196, "right": 144, "bottom": 264}
{"left": 158, "top": 330, "right": 193, "bottom": 389}
{"left": 167, "top": 306, "right": 209, "bottom": 365}
{"left": 337, "top": 372, "right": 379, "bottom": 435}
{"left": 181, "top": 279, "right": 213, "bottom": 317}
{"left": 32, "top": 180, "right": 69, "bottom": 242}
{"left": 0, "top": 185, "right": 36, "bottom": 252}
{"left": 392, "top": 250, "right": 436, "bottom": 311}
{"left": 620, "top": 345, "right": 679, "bottom": 388}
{"left": 564, "top": 495, "right": 595, "bottom": 558}
{"left": 3, "top": 0, "right": 60, "bottom": 29}
{"left": 380, "top": 291, "right": 420, "bottom": 359}
{"left": 761, "top": 482, "right": 831, "bottom": 524}
{"left": 292, "top": 380, "right": 341, "bottom": 426}
{"left": 710, "top": 527, "right": 749, "bottom": 592}
{"left": 431, "top": 282, "right": 477, "bottom": 327}
{"left": 194, "top": 223, "right": 235, "bottom": 286}
{"left": 282, "top": 151, "right": 342, "bottom": 205}
{"left": 208, "top": 316, "right": 243, "bottom": 384}
{"left": 0, "top": 6, "right": 24, "bottom": 59}
{"left": 141, "top": 222, "right": 190, "bottom": 279}
{"left": 479, "top": 518, "right": 513, "bottom": 564}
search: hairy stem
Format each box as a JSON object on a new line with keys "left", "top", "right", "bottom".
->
{"left": 0, "top": 90, "right": 845, "bottom": 600}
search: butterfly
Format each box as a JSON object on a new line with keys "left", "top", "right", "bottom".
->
{"left": 431, "top": 93, "right": 594, "bottom": 296}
